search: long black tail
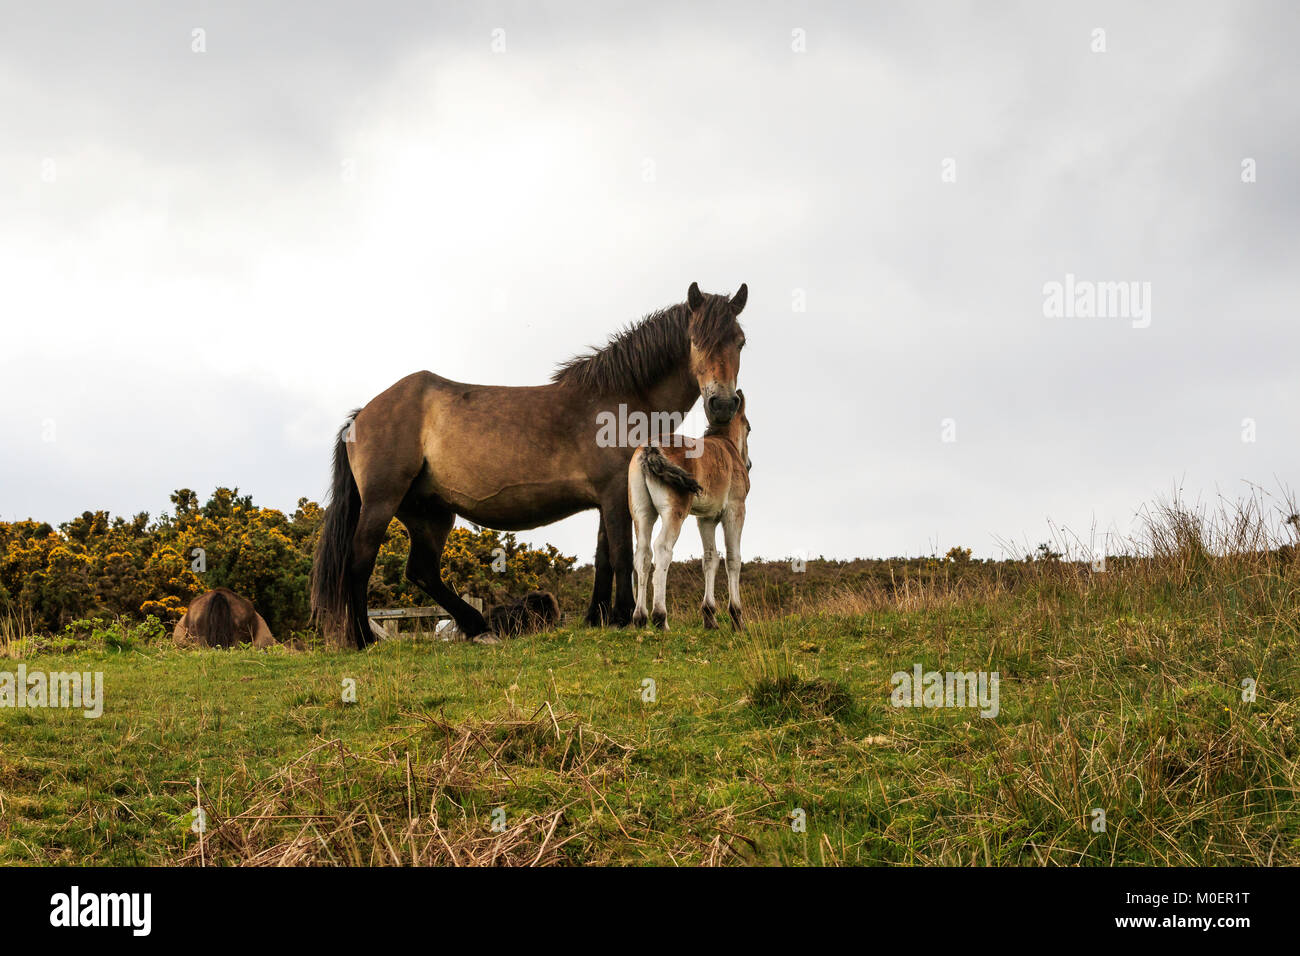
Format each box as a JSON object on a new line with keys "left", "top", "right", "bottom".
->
{"left": 207, "top": 590, "right": 235, "bottom": 649}
{"left": 310, "top": 412, "right": 361, "bottom": 645}
{"left": 641, "top": 445, "right": 703, "bottom": 495}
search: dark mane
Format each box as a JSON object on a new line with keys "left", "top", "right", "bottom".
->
{"left": 551, "top": 295, "right": 743, "bottom": 395}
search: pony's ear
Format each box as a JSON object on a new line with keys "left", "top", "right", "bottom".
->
{"left": 736, "top": 388, "right": 746, "bottom": 411}
{"left": 730, "top": 283, "right": 748, "bottom": 314}
{"left": 687, "top": 281, "right": 704, "bottom": 311}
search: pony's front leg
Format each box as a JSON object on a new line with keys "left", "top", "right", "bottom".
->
{"left": 697, "top": 518, "right": 721, "bottom": 629}
{"left": 721, "top": 504, "right": 746, "bottom": 631}
{"left": 584, "top": 517, "right": 612, "bottom": 626}
{"left": 651, "top": 509, "right": 687, "bottom": 629}
{"left": 604, "top": 494, "right": 637, "bottom": 628}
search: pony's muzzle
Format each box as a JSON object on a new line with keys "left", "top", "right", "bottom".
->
{"left": 706, "top": 393, "right": 739, "bottom": 424}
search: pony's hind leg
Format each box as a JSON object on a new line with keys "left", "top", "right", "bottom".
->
{"left": 697, "top": 517, "right": 721, "bottom": 629}
{"left": 650, "top": 507, "right": 688, "bottom": 629}
{"left": 721, "top": 503, "right": 746, "bottom": 631}
{"left": 400, "top": 505, "right": 488, "bottom": 638}
{"left": 348, "top": 498, "right": 402, "bottom": 649}
{"left": 343, "top": 402, "right": 427, "bottom": 649}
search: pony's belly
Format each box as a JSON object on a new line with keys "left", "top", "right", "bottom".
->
{"left": 420, "top": 477, "right": 596, "bottom": 531}
{"left": 455, "top": 497, "right": 593, "bottom": 531}
{"left": 689, "top": 493, "right": 727, "bottom": 517}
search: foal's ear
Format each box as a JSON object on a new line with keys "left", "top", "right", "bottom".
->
{"left": 687, "top": 281, "right": 704, "bottom": 311}
{"left": 730, "top": 283, "right": 748, "bottom": 314}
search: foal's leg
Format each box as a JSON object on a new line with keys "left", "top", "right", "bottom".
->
{"left": 628, "top": 454, "right": 657, "bottom": 629}
{"left": 631, "top": 510, "right": 656, "bottom": 628}
{"left": 721, "top": 503, "right": 746, "bottom": 631}
{"left": 697, "top": 517, "right": 721, "bottom": 629}
{"left": 650, "top": 508, "right": 688, "bottom": 629}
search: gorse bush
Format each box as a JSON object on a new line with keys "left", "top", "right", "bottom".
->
{"left": 0, "top": 487, "right": 576, "bottom": 637}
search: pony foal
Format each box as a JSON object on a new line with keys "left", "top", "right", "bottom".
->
{"left": 629, "top": 391, "right": 751, "bottom": 630}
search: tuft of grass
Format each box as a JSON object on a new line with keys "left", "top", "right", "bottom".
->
{"left": 0, "top": 607, "right": 39, "bottom": 658}
{"left": 742, "top": 622, "right": 854, "bottom": 720}
{"left": 749, "top": 674, "right": 855, "bottom": 720}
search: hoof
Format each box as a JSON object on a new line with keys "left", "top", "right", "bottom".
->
{"left": 471, "top": 632, "right": 503, "bottom": 646}
{"left": 584, "top": 606, "right": 609, "bottom": 627}
{"left": 632, "top": 609, "right": 648, "bottom": 628}
{"left": 701, "top": 605, "right": 718, "bottom": 629}
{"left": 727, "top": 605, "right": 744, "bottom": 631}
{"left": 651, "top": 610, "right": 668, "bottom": 631}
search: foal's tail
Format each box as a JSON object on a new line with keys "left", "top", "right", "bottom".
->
{"left": 310, "top": 412, "right": 362, "bottom": 645}
{"left": 641, "top": 445, "right": 703, "bottom": 495}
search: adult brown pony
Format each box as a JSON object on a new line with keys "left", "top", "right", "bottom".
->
{"left": 173, "top": 588, "right": 276, "bottom": 649}
{"left": 311, "top": 281, "right": 748, "bottom": 648}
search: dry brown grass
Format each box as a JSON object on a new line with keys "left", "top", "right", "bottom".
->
{"left": 0, "top": 607, "right": 36, "bottom": 658}
{"left": 789, "top": 487, "right": 1300, "bottom": 625}
{"left": 179, "top": 706, "right": 637, "bottom": 866}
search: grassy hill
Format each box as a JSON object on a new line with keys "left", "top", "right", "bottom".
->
{"left": 3, "top": 536, "right": 1297, "bottom": 865}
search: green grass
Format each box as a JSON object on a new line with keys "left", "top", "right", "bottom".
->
{"left": 3, "top": 580, "right": 1297, "bottom": 865}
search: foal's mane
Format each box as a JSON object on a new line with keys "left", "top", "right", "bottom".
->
{"left": 551, "top": 295, "right": 743, "bottom": 395}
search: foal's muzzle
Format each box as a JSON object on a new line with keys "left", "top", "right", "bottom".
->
{"left": 706, "top": 394, "right": 739, "bottom": 424}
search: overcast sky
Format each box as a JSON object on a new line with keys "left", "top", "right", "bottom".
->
{"left": 2, "top": 1, "right": 1297, "bottom": 563}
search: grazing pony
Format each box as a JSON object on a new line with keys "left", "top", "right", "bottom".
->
{"left": 629, "top": 391, "right": 751, "bottom": 630}
{"left": 173, "top": 588, "right": 276, "bottom": 649}
{"left": 311, "top": 282, "right": 748, "bottom": 648}
{"left": 487, "top": 590, "right": 562, "bottom": 637}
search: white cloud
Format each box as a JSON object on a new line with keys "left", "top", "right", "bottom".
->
{"left": 2, "top": 1, "right": 1298, "bottom": 565}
